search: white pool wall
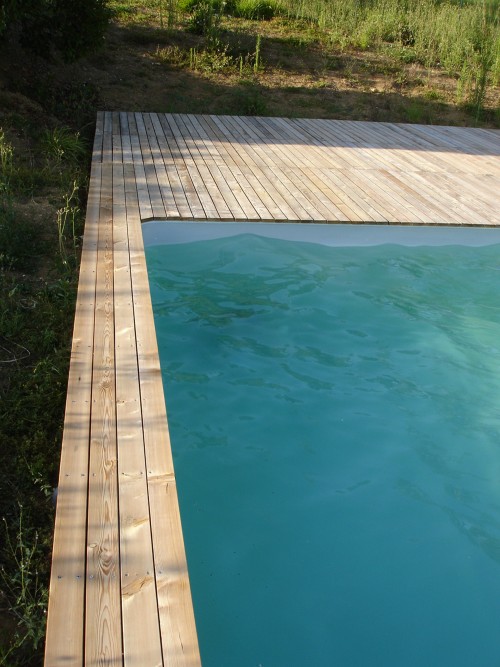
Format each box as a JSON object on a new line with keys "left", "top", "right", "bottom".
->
{"left": 142, "top": 222, "right": 500, "bottom": 248}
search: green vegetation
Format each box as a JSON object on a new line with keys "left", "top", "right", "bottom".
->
{"left": 278, "top": 0, "right": 500, "bottom": 116}
{"left": 110, "top": 0, "right": 499, "bottom": 120}
{"left": 0, "top": 123, "right": 87, "bottom": 666}
{"left": 0, "top": 0, "right": 110, "bottom": 61}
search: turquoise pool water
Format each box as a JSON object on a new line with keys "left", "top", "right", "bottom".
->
{"left": 145, "top": 233, "right": 500, "bottom": 667}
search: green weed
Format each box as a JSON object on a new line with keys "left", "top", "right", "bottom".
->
{"left": 189, "top": 44, "right": 236, "bottom": 71}
{"left": 279, "top": 0, "right": 499, "bottom": 115}
{"left": 0, "top": 203, "right": 43, "bottom": 273}
{"left": 234, "top": 80, "right": 268, "bottom": 113}
{"left": 0, "top": 130, "right": 14, "bottom": 193}
{"left": 0, "top": 509, "right": 48, "bottom": 663}
{"left": 41, "top": 128, "right": 86, "bottom": 168}
{"left": 234, "top": 0, "right": 278, "bottom": 20}
{"left": 254, "top": 34, "right": 262, "bottom": 72}
{"left": 0, "top": 110, "right": 82, "bottom": 667}
{"left": 156, "top": 44, "right": 191, "bottom": 65}
{"left": 56, "top": 181, "right": 81, "bottom": 269}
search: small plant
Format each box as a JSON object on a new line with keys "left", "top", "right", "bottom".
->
{"left": 56, "top": 181, "right": 81, "bottom": 267}
{"left": 156, "top": 44, "right": 190, "bottom": 66}
{"left": 234, "top": 0, "right": 278, "bottom": 20}
{"left": 189, "top": 45, "right": 235, "bottom": 72}
{"left": 254, "top": 34, "right": 262, "bottom": 73}
{"left": 235, "top": 81, "right": 268, "bottom": 114}
{"left": 158, "top": 0, "right": 178, "bottom": 28}
{"left": 0, "top": 129, "right": 14, "bottom": 193}
{"left": 187, "top": 0, "right": 223, "bottom": 35}
{"left": 41, "top": 128, "right": 86, "bottom": 168}
{"left": 0, "top": 508, "right": 48, "bottom": 662}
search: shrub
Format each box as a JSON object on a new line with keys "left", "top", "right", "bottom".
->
{"left": 1, "top": 0, "right": 111, "bottom": 62}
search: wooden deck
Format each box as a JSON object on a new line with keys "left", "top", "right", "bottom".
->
{"left": 44, "top": 113, "right": 500, "bottom": 667}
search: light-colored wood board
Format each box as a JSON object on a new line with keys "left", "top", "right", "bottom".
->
{"left": 336, "top": 121, "right": 448, "bottom": 174}
{"left": 291, "top": 119, "right": 355, "bottom": 169}
{"left": 120, "top": 112, "right": 133, "bottom": 164}
{"left": 234, "top": 163, "right": 286, "bottom": 220}
{"left": 134, "top": 161, "right": 155, "bottom": 221}
{"left": 318, "top": 169, "right": 379, "bottom": 223}
{"left": 393, "top": 123, "right": 498, "bottom": 175}
{"left": 378, "top": 169, "right": 458, "bottom": 224}
{"left": 407, "top": 170, "right": 495, "bottom": 225}
{"left": 328, "top": 121, "right": 434, "bottom": 176}
{"left": 282, "top": 166, "right": 345, "bottom": 221}
{"left": 428, "top": 124, "right": 500, "bottom": 158}
{"left": 142, "top": 115, "right": 181, "bottom": 217}
{"left": 144, "top": 163, "right": 168, "bottom": 219}
{"left": 84, "top": 161, "right": 122, "bottom": 664}
{"left": 205, "top": 115, "right": 254, "bottom": 169}
{"left": 268, "top": 117, "right": 349, "bottom": 170}
{"left": 339, "top": 168, "right": 411, "bottom": 223}
{"left": 347, "top": 122, "right": 442, "bottom": 174}
{"left": 196, "top": 115, "right": 278, "bottom": 218}
{"left": 165, "top": 120, "right": 228, "bottom": 218}
{"left": 166, "top": 115, "right": 234, "bottom": 220}
{"left": 436, "top": 170, "right": 500, "bottom": 219}
{"left": 218, "top": 115, "right": 282, "bottom": 170}
{"left": 181, "top": 115, "right": 258, "bottom": 218}
{"left": 160, "top": 115, "right": 207, "bottom": 218}
{"left": 113, "top": 163, "right": 164, "bottom": 665}
{"left": 358, "top": 168, "right": 430, "bottom": 224}
{"left": 102, "top": 111, "right": 113, "bottom": 164}
{"left": 172, "top": 162, "right": 206, "bottom": 218}
{"left": 221, "top": 117, "right": 319, "bottom": 219}
{"left": 150, "top": 114, "right": 193, "bottom": 218}
{"left": 310, "top": 120, "right": 376, "bottom": 169}
{"left": 184, "top": 114, "right": 227, "bottom": 166}
{"left": 204, "top": 160, "right": 255, "bottom": 220}
{"left": 44, "top": 161, "right": 101, "bottom": 667}
{"left": 300, "top": 166, "right": 360, "bottom": 222}
{"left": 233, "top": 116, "right": 300, "bottom": 171}
{"left": 93, "top": 112, "right": 104, "bottom": 163}
{"left": 292, "top": 118, "right": 389, "bottom": 172}
{"left": 174, "top": 114, "right": 213, "bottom": 165}
{"left": 392, "top": 168, "right": 477, "bottom": 224}
{"left": 129, "top": 120, "right": 154, "bottom": 221}
{"left": 112, "top": 112, "right": 122, "bottom": 165}
{"left": 194, "top": 160, "right": 235, "bottom": 219}
{"left": 127, "top": 111, "right": 139, "bottom": 136}
{"left": 135, "top": 112, "right": 155, "bottom": 167}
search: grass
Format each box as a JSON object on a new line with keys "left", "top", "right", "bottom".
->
{"left": 277, "top": 0, "right": 500, "bottom": 116}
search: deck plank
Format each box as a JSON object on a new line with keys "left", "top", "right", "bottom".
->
{"left": 113, "top": 163, "right": 164, "bottom": 666}
{"left": 84, "top": 160, "right": 123, "bottom": 665}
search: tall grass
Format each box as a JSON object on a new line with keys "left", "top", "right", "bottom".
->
{"left": 279, "top": 0, "right": 500, "bottom": 114}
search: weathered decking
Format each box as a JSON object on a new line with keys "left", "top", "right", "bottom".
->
{"left": 44, "top": 113, "right": 500, "bottom": 667}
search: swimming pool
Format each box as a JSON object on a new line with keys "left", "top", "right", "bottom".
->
{"left": 144, "top": 222, "right": 500, "bottom": 667}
